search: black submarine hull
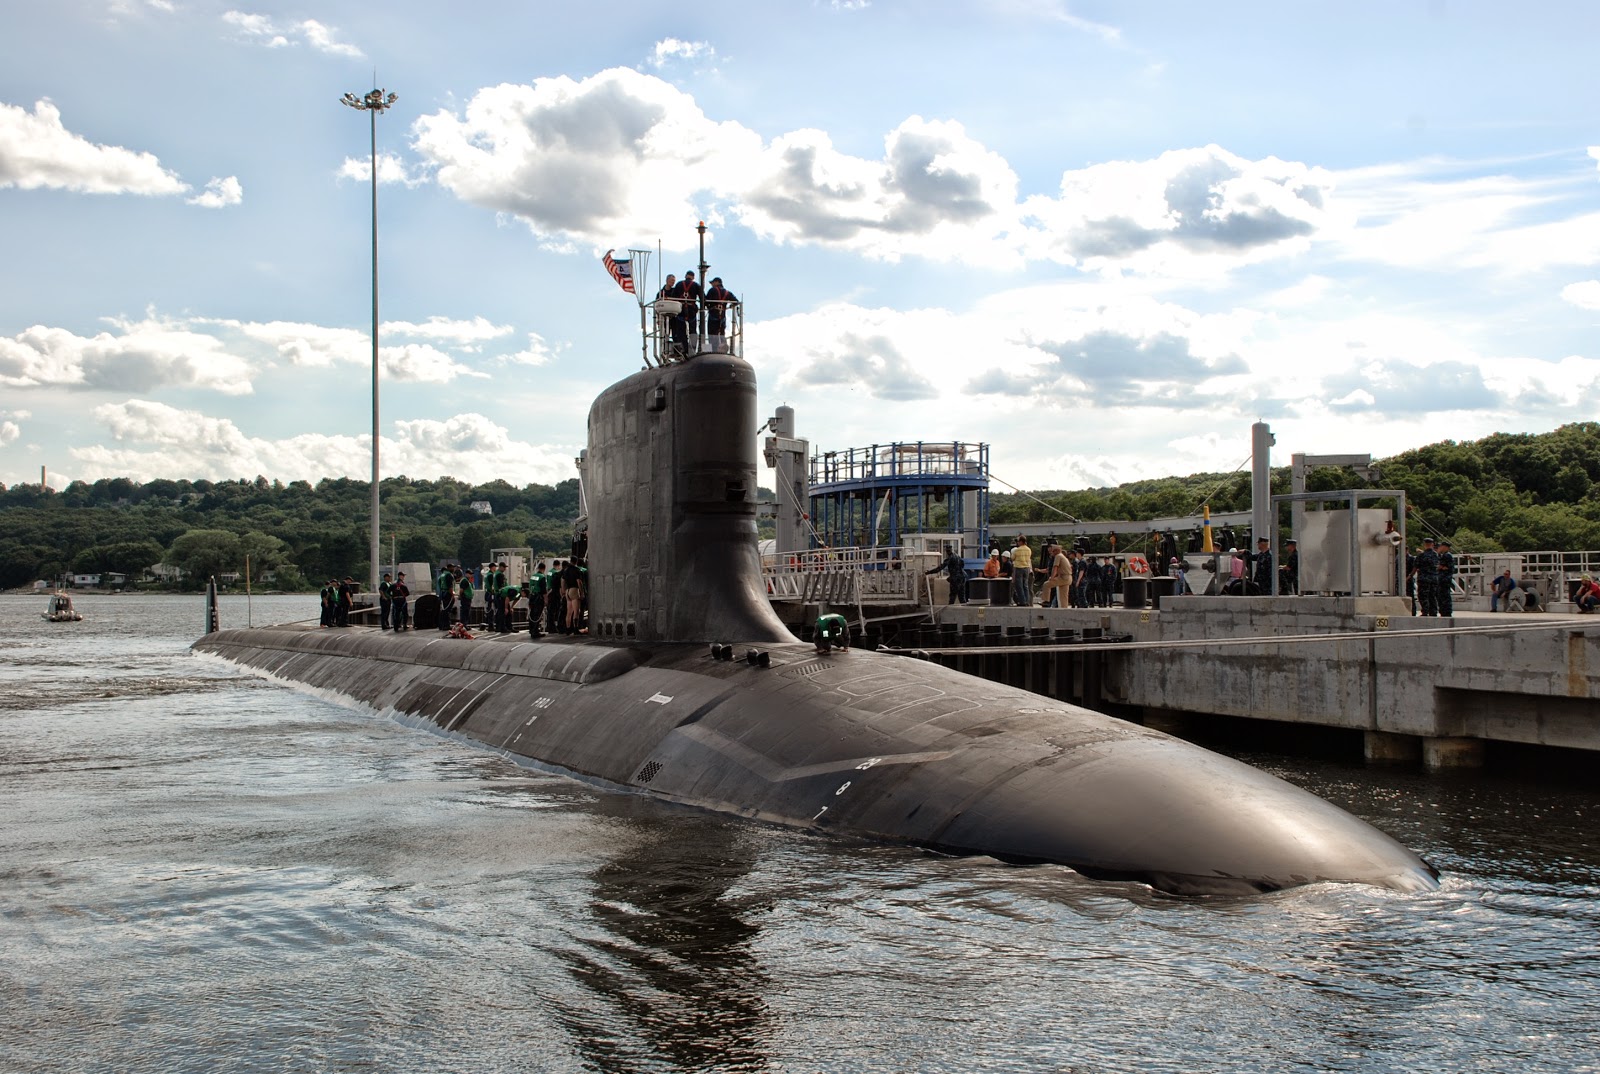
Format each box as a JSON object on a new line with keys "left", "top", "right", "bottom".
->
{"left": 195, "top": 350, "right": 1437, "bottom": 896}
{"left": 193, "top": 625, "right": 1438, "bottom": 896}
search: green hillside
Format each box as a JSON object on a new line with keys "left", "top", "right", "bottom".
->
{"left": 0, "top": 475, "right": 582, "bottom": 591}
{"left": 991, "top": 422, "right": 1600, "bottom": 553}
{"left": 6, "top": 422, "right": 1599, "bottom": 590}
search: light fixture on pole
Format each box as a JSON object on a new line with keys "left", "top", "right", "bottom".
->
{"left": 340, "top": 86, "right": 397, "bottom": 597}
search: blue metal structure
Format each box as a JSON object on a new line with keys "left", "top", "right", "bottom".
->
{"left": 808, "top": 442, "right": 990, "bottom": 557}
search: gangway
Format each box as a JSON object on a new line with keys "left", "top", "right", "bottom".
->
{"left": 762, "top": 545, "right": 931, "bottom": 607}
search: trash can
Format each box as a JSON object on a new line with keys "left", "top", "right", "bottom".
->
{"left": 991, "top": 577, "right": 1012, "bottom": 606}
{"left": 1122, "top": 576, "right": 1148, "bottom": 610}
{"left": 966, "top": 577, "right": 993, "bottom": 605}
{"left": 1150, "top": 576, "right": 1178, "bottom": 609}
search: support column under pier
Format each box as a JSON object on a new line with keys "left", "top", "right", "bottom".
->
{"left": 1422, "top": 736, "right": 1486, "bottom": 770}
{"left": 1364, "top": 731, "right": 1422, "bottom": 765}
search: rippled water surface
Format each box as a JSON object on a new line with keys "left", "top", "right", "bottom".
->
{"left": 2, "top": 593, "right": 1597, "bottom": 1073}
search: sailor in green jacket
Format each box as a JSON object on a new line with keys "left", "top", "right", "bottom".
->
{"left": 496, "top": 574, "right": 516, "bottom": 634}
{"left": 479, "top": 566, "right": 495, "bottom": 630}
{"left": 436, "top": 565, "right": 456, "bottom": 633}
{"left": 378, "top": 572, "right": 394, "bottom": 630}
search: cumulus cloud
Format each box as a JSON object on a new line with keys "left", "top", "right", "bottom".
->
{"left": 223, "top": 11, "right": 363, "bottom": 57}
{"left": 0, "top": 99, "right": 188, "bottom": 196}
{"left": 1030, "top": 330, "right": 1249, "bottom": 407}
{"left": 107, "top": 0, "right": 175, "bottom": 17}
{"left": 648, "top": 38, "right": 716, "bottom": 70}
{"left": 218, "top": 317, "right": 485, "bottom": 382}
{"left": 0, "top": 314, "right": 253, "bottom": 395}
{"left": 751, "top": 304, "right": 1017, "bottom": 402}
{"left": 0, "top": 420, "right": 19, "bottom": 446}
{"left": 410, "top": 70, "right": 1340, "bottom": 271}
{"left": 186, "top": 175, "right": 243, "bottom": 208}
{"left": 382, "top": 342, "right": 487, "bottom": 383}
{"left": 735, "top": 280, "right": 1600, "bottom": 490}
{"left": 740, "top": 117, "right": 1023, "bottom": 263}
{"left": 412, "top": 69, "right": 762, "bottom": 247}
{"left": 1561, "top": 280, "right": 1600, "bottom": 310}
{"left": 0, "top": 310, "right": 532, "bottom": 399}
{"left": 753, "top": 295, "right": 1256, "bottom": 411}
{"left": 219, "top": 318, "right": 364, "bottom": 369}
{"left": 74, "top": 401, "right": 576, "bottom": 485}
{"left": 385, "top": 316, "right": 513, "bottom": 345}
{"left": 337, "top": 151, "right": 422, "bottom": 186}
{"left": 1329, "top": 158, "right": 1600, "bottom": 275}
{"left": 1322, "top": 359, "right": 1496, "bottom": 414}
{"left": 499, "top": 332, "right": 561, "bottom": 367}
{"left": 1016, "top": 146, "right": 1329, "bottom": 271}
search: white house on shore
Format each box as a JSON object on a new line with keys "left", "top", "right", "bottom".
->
{"left": 70, "top": 572, "right": 128, "bottom": 588}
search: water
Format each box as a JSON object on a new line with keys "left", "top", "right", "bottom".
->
{"left": 2, "top": 593, "right": 1597, "bottom": 1073}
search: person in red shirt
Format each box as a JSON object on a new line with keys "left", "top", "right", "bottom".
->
{"left": 1576, "top": 575, "right": 1600, "bottom": 613}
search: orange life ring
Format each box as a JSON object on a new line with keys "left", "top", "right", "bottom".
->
{"left": 1127, "top": 555, "right": 1150, "bottom": 575}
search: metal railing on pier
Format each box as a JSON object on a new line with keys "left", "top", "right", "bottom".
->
{"left": 761, "top": 546, "right": 931, "bottom": 606}
{"left": 1452, "top": 550, "right": 1600, "bottom": 606}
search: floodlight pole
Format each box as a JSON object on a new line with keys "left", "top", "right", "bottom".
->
{"left": 341, "top": 87, "right": 397, "bottom": 597}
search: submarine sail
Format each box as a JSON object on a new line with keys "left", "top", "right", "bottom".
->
{"left": 195, "top": 344, "right": 1438, "bottom": 897}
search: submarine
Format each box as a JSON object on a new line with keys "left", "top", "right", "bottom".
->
{"left": 195, "top": 346, "right": 1439, "bottom": 897}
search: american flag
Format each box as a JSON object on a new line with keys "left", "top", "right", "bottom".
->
{"left": 602, "top": 249, "right": 634, "bottom": 294}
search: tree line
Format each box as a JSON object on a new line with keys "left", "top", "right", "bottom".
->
{"left": 989, "top": 422, "right": 1600, "bottom": 554}
{"left": 0, "top": 475, "right": 582, "bottom": 591}
{"left": 6, "top": 422, "right": 1599, "bottom": 590}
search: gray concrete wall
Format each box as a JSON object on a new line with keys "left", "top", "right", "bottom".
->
{"left": 930, "top": 596, "right": 1600, "bottom": 752}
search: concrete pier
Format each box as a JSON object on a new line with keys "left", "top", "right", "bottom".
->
{"left": 883, "top": 596, "right": 1600, "bottom": 759}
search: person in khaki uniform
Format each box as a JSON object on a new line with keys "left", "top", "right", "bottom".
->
{"left": 1037, "top": 543, "right": 1071, "bottom": 608}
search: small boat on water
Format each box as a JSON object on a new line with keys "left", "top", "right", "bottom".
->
{"left": 42, "top": 592, "right": 82, "bottom": 622}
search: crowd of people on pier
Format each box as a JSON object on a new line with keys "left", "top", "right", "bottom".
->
{"left": 320, "top": 554, "right": 591, "bottom": 636}
{"left": 925, "top": 532, "right": 1301, "bottom": 607}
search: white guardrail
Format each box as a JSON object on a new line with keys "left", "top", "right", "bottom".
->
{"left": 761, "top": 546, "right": 932, "bottom": 606}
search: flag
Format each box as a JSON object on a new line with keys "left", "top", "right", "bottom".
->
{"left": 602, "top": 249, "right": 634, "bottom": 294}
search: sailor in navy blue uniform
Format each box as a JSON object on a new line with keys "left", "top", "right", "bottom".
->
{"left": 1250, "top": 538, "right": 1273, "bottom": 594}
{"left": 1415, "top": 538, "right": 1439, "bottom": 616}
{"left": 1435, "top": 539, "right": 1456, "bottom": 616}
{"left": 926, "top": 547, "right": 968, "bottom": 603}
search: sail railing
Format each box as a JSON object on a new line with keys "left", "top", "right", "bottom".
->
{"left": 762, "top": 546, "right": 927, "bottom": 605}
{"left": 646, "top": 297, "right": 743, "bottom": 365}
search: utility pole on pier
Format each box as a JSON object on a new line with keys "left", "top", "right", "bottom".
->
{"left": 340, "top": 85, "right": 398, "bottom": 595}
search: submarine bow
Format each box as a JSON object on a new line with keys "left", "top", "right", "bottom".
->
{"left": 195, "top": 351, "right": 1438, "bottom": 897}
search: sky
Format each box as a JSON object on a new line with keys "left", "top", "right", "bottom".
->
{"left": 3, "top": 1, "right": 1599, "bottom": 497}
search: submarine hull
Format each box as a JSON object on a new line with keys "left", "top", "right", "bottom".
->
{"left": 194, "top": 625, "right": 1438, "bottom": 896}
{"left": 194, "top": 350, "right": 1437, "bottom": 896}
